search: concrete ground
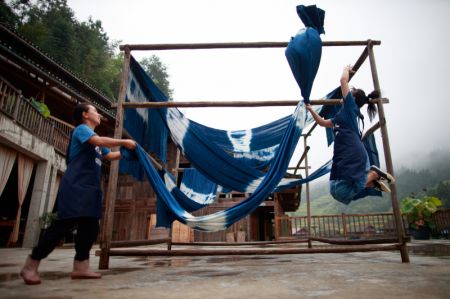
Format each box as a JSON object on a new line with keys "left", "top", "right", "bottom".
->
{"left": 1, "top": 240, "right": 449, "bottom": 299}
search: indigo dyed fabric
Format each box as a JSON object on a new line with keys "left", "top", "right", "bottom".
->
{"left": 285, "top": 5, "right": 325, "bottom": 104}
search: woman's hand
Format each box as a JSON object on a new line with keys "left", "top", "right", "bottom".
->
{"left": 344, "top": 64, "right": 354, "bottom": 74}
{"left": 122, "top": 139, "right": 137, "bottom": 150}
{"left": 305, "top": 104, "right": 313, "bottom": 112}
{"left": 340, "top": 64, "right": 354, "bottom": 97}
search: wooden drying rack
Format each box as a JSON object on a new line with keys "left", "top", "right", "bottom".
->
{"left": 98, "top": 40, "right": 409, "bottom": 269}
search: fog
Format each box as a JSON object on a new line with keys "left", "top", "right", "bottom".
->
{"left": 67, "top": 0, "right": 450, "bottom": 170}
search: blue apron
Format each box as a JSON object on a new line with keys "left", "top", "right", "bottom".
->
{"left": 57, "top": 143, "right": 103, "bottom": 219}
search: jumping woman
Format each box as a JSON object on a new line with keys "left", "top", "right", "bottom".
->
{"left": 306, "top": 65, "right": 395, "bottom": 205}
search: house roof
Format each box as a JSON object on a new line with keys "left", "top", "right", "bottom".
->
{"left": 0, "top": 24, "right": 116, "bottom": 119}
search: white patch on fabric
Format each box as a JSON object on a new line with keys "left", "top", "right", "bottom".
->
{"left": 243, "top": 177, "right": 264, "bottom": 193}
{"left": 180, "top": 182, "right": 216, "bottom": 204}
{"left": 185, "top": 212, "right": 229, "bottom": 231}
{"left": 166, "top": 108, "right": 189, "bottom": 147}
{"left": 126, "top": 71, "right": 148, "bottom": 121}
{"left": 233, "top": 146, "right": 278, "bottom": 162}
{"left": 227, "top": 130, "right": 252, "bottom": 152}
{"left": 163, "top": 173, "right": 176, "bottom": 192}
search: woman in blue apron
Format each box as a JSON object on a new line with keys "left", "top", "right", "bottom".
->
{"left": 21, "top": 103, "right": 136, "bottom": 285}
{"left": 306, "top": 65, "right": 395, "bottom": 205}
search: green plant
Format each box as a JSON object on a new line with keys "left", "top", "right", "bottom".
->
{"left": 400, "top": 196, "right": 442, "bottom": 229}
{"left": 40, "top": 212, "right": 57, "bottom": 229}
{"left": 30, "top": 98, "right": 51, "bottom": 118}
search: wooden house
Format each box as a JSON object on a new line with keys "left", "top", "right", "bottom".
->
{"left": 0, "top": 24, "right": 297, "bottom": 248}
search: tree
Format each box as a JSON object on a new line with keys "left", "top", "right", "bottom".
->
{"left": 139, "top": 55, "right": 173, "bottom": 100}
{"left": 426, "top": 180, "right": 450, "bottom": 208}
{"left": 0, "top": 0, "right": 19, "bottom": 26}
{"left": 1, "top": 0, "right": 173, "bottom": 102}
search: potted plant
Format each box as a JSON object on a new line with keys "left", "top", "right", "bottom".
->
{"left": 400, "top": 196, "right": 442, "bottom": 240}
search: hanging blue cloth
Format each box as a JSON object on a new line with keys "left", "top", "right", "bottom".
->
{"left": 179, "top": 168, "right": 218, "bottom": 205}
{"left": 122, "top": 99, "right": 307, "bottom": 231}
{"left": 118, "top": 54, "right": 337, "bottom": 229}
{"left": 285, "top": 5, "right": 325, "bottom": 104}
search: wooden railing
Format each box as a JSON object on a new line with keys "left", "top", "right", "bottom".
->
{"left": 433, "top": 209, "right": 450, "bottom": 237}
{"left": 0, "top": 77, "right": 71, "bottom": 155}
{"left": 276, "top": 213, "right": 408, "bottom": 240}
{"left": 277, "top": 209, "right": 450, "bottom": 240}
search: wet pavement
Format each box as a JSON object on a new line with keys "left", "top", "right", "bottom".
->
{"left": 1, "top": 239, "right": 450, "bottom": 299}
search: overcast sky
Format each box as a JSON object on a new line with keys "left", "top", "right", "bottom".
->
{"left": 67, "top": 0, "right": 450, "bottom": 170}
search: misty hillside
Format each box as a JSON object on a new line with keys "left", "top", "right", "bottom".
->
{"left": 292, "top": 149, "right": 450, "bottom": 216}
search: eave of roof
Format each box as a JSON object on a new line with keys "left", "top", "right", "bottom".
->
{"left": 0, "top": 24, "right": 116, "bottom": 118}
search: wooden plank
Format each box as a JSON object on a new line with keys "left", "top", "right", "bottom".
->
{"left": 99, "top": 47, "right": 131, "bottom": 270}
{"left": 110, "top": 238, "right": 171, "bottom": 248}
{"left": 368, "top": 43, "right": 409, "bottom": 263}
{"left": 112, "top": 98, "right": 389, "bottom": 109}
{"left": 104, "top": 244, "right": 401, "bottom": 257}
{"left": 309, "top": 237, "right": 405, "bottom": 245}
{"left": 119, "top": 40, "right": 381, "bottom": 51}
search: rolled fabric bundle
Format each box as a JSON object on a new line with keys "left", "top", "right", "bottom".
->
{"left": 285, "top": 4, "right": 325, "bottom": 104}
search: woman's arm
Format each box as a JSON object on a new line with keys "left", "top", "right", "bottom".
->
{"left": 88, "top": 135, "right": 136, "bottom": 150}
{"left": 305, "top": 105, "right": 333, "bottom": 128}
{"left": 103, "top": 151, "right": 121, "bottom": 161}
{"left": 340, "top": 65, "right": 353, "bottom": 98}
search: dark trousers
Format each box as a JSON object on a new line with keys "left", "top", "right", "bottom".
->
{"left": 31, "top": 217, "right": 99, "bottom": 261}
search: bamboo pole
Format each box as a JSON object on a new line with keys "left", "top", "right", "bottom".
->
{"left": 362, "top": 122, "right": 381, "bottom": 140}
{"left": 293, "top": 146, "right": 310, "bottom": 176}
{"left": 171, "top": 239, "right": 309, "bottom": 246}
{"left": 350, "top": 46, "right": 369, "bottom": 79}
{"left": 309, "top": 237, "right": 400, "bottom": 245}
{"left": 119, "top": 40, "right": 381, "bottom": 51}
{"left": 98, "top": 47, "right": 132, "bottom": 270}
{"left": 110, "top": 238, "right": 172, "bottom": 248}
{"left": 367, "top": 41, "right": 410, "bottom": 263}
{"left": 304, "top": 135, "right": 312, "bottom": 248}
{"left": 111, "top": 98, "right": 388, "bottom": 109}
{"left": 104, "top": 244, "right": 401, "bottom": 256}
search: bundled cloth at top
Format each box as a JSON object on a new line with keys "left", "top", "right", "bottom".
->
{"left": 285, "top": 5, "right": 325, "bottom": 104}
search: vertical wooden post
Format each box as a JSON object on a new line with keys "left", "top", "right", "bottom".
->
{"left": 367, "top": 41, "right": 409, "bottom": 263}
{"left": 342, "top": 213, "right": 347, "bottom": 238}
{"left": 12, "top": 91, "right": 21, "bottom": 120}
{"left": 273, "top": 193, "right": 284, "bottom": 240}
{"left": 99, "top": 47, "right": 131, "bottom": 269}
{"left": 304, "top": 135, "right": 312, "bottom": 248}
{"left": 168, "top": 148, "right": 182, "bottom": 250}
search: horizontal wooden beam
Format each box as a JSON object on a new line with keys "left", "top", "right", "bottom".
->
{"left": 109, "top": 238, "right": 171, "bottom": 248}
{"left": 119, "top": 40, "right": 381, "bottom": 51}
{"left": 172, "top": 239, "right": 309, "bottom": 246}
{"left": 102, "top": 243, "right": 401, "bottom": 256}
{"left": 111, "top": 98, "right": 389, "bottom": 109}
{"left": 309, "top": 237, "right": 404, "bottom": 245}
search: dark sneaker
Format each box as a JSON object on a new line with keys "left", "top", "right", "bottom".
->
{"left": 370, "top": 165, "right": 395, "bottom": 184}
{"left": 373, "top": 179, "right": 391, "bottom": 193}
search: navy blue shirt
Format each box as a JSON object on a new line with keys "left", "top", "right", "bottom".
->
{"left": 330, "top": 93, "right": 367, "bottom": 182}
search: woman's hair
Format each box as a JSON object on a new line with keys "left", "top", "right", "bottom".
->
{"left": 66, "top": 103, "right": 92, "bottom": 164}
{"left": 352, "top": 89, "right": 380, "bottom": 121}
{"left": 72, "top": 103, "right": 92, "bottom": 126}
